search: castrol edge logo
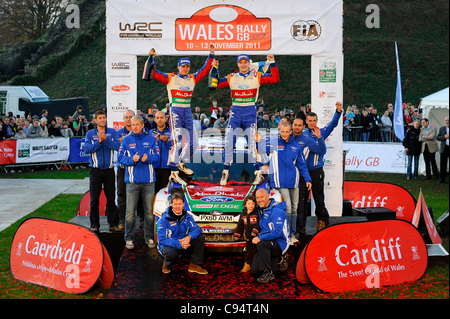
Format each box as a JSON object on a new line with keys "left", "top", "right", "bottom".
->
{"left": 176, "top": 5, "right": 271, "bottom": 51}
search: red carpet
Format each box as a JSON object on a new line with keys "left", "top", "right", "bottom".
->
{"left": 107, "top": 230, "right": 299, "bottom": 299}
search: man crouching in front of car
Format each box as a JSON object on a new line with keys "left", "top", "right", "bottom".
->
{"left": 251, "top": 188, "right": 289, "bottom": 283}
{"left": 157, "top": 191, "right": 208, "bottom": 275}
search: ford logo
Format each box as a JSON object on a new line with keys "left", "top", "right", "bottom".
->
{"left": 200, "top": 196, "right": 235, "bottom": 203}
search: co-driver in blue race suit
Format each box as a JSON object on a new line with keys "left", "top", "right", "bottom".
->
{"left": 213, "top": 54, "right": 279, "bottom": 186}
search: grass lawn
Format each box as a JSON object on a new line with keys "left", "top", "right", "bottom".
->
{"left": 0, "top": 170, "right": 448, "bottom": 299}
{"left": 0, "top": 167, "right": 90, "bottom": 180}
{"left": 0, "top": 194, "right": 108, "bottom": 299}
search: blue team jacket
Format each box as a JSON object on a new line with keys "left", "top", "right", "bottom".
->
{"left": 156, "top": 207, "right": 202, "bottom": 252}
{"left": 258, "top": 199, "right": 289, "bottom": 254}
{"left": 83, "top": 127, "right": 120, "bottom": 169}
{"left": 265, "top": 134, "right": 311, "bottom": 188}
{"left": 152, "top": 125, "right": 171, "bottom": 169}
{"left": 116, "top": 126, "right": 131, "bottom": 169}
{"left": 118, "top": 130, "right": 159, "bottom": 184}
{"left": 293, "top": 132, "right": 327, "bottom": 163}
{"left": 303, "top": 110, "right": 342, "bottom": 170}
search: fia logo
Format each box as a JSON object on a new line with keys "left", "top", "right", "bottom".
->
{"left": 291, "top": 20, "right": 322, "bottom": 41}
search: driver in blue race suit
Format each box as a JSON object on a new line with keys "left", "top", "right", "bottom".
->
{"left": 143, "top": 45, "right": 215, "bottom": 185}
{"left": 212, "top": 54, "right": 279, "bottom": 186}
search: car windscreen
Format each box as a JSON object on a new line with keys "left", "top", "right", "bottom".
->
{"left": 183, "top": 151, "right": 256, "bottom": 184}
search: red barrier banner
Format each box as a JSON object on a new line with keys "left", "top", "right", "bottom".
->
{"left": 298, "top": 220, "right": 427, "bottom": 293}
{"left": 97, "top": 244, "right": 114, "bottom": 289}
{"left": 0, "top": 140, "right": 17, "bottom": 165}
{"left": 76, "top": 190, "right": 107, "bottom": 216}
{"left": 10, "top": 218, "right": 104, "bottom": 294}
{"left": 344, "top": 181, "right": 416, "bottom": 221}
{"left": 420, "top": 192, "right": 442, "bottom": 245}
{"left": 411, "top": 190, "right": 442, "bottom": 245}
{"left": 411, "top": 191, "right": 422, "bottom": 228}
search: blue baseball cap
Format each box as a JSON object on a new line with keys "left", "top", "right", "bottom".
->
{"left": 178, "top": 58, "right": 191, "bottom": 66}
{"left": 237, "top": 54, "right": 250, "bottom": 63}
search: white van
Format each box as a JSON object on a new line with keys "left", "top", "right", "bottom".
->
{"left": 0, "top": 86, "right": 89, "bottom": 120}
{"left": 0, "top": 86, "right": 50, "bottom": 116}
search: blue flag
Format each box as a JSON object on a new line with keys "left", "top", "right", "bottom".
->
{"left": 394, "top": 41, "right": 405, "bottom": 141}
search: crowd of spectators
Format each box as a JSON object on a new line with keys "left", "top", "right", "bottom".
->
{"left": 0, "top": 105, "right": 93, "bottom": 141}
{"left": 0, "top": 100, "right": 427, "bottom": 144}
{"left": 192, "top": 100, "right": 424, "bottom": 145}
{"left": 2, "top": 99, "right": 447, "bottom": 185}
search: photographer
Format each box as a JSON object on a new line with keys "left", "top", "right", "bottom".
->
{"left": 73, "top": 113, "right": 89, "bottom": 137}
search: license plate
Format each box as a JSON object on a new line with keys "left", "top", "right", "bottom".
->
{"left": 199, "top": 215, "right": 233, "bottom": 222}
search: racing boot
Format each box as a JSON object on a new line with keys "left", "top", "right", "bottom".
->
{"left": 169, "top": 170, "right": 187, "bottom": 186}
{"left": 220, "top": 170, "right": 229, "bottom": 186}
{"left": 252, "top": 170, "right": 265, "bottom": 185}
{"left": 178, "top": 162, "right": 193, "bottom": 175}
{"left": 241, "top": 262, "right": 251, "bottom": 273}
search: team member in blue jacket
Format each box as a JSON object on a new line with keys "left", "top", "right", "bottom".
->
{"left": 153, "top": 111, "right": 172, "bottom": 194}
{"left": 157, "top": 191, "right": 207, "bottom": 275}
{"left": 262, "top": 121, "right": 312, "bottom": 244}
{"left": 116, "top": 110, "right": 142, "bottom": 230}
{"left": 303, "top": 101, "right": 342, "bottom": 231}
{"left": 251, "top": 188, "right": 289, "bottom": 283}
{"left": 83, "top": 110, "right": 120, "bottom": 232}
{"left": 118, "top": 115, "right": 159, "bottom": 250}
{"left": 293, "top": 117, "right": 326, "bottom": 236}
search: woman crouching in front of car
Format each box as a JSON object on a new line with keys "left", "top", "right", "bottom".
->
{"left": 233, "top": 195, "right": 260, "bottom": 273}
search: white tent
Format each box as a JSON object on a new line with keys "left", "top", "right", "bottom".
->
{"left": 418, "top": 87, "right": 449, "bottom": 175}
{"left": 420, "top": 87, "right": 449, "bottom": 128}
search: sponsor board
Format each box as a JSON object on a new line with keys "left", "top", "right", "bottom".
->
{"left": 297, "top": 220, "right": 427, "bottom": 293}
{"left": 0, "top": 140, "right": 16, "bottom": 165}
{"left": 175, "top": 5, "right": 271, "bottom": 51}
{"left": 343, "top": 181, "right": 416, "bottom": 221}
{"left": 10, "top": 218, "right": 106, "bottom": 294}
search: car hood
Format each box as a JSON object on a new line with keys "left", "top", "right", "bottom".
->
{"left": 183, "top": 183, "right": 256, "bottom": 214}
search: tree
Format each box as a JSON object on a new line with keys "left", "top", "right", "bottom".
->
{"left": 0, "top": 0, "right": 67, "bottom": 46}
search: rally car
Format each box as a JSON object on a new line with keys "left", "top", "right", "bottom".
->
{"left": 153, "top": 134, "right": 281, "bottom": 251}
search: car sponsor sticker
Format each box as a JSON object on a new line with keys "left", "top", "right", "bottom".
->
{"left": 200, "top": 196, "right": 235, "bottom": 203}
{"left": 193, "top": 204, "right": 241, "bottom": 210}
{"left": 201, "top": 228, "right": 232, "bottom": 234}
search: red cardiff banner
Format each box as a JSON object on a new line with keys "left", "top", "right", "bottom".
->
{"left": 343, "top": 181, "right": 416, "bottom": 221}
{"left": 10, "top": 218, "right": 105, "bottom": 294}
{"left": 97, "top": 244, "right": 114, "bottom": 289}
{"left": 76, "top": 190, "right": 107, "bottom": 216}
{"left": 297, "top": 220, "right": 427, "bottom": 293}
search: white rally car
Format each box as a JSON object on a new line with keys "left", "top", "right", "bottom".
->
{"left": 153, "top": 134, "right": 281, "bottom": 251}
